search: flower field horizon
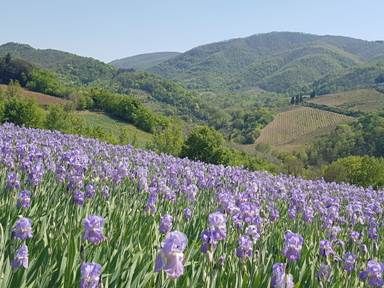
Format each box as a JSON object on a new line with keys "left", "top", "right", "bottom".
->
{"left": 0, "top": 123, "right": 383, "bottom": 287}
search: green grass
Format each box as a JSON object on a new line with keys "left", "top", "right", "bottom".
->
{"left": 77, "top": 111, "right": 152, "bottom": 147}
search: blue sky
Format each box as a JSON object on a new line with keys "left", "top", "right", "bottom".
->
{"left": 1, "top": 0, "right": 383, "bottom": 62}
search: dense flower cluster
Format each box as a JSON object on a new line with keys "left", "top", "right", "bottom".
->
{"left": 1, "top": 123, "right": 384, "bottom": 286}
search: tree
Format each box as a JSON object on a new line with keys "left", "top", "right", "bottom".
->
{"left": 181, "top": 125, "right": 225, "bottom": 164}
{"left": 0, "top": 55, "right": 32, "bottom": 86}
{"left": 323, "top": 156, "right": 384, "bottom": 188}
{"left": 6, "top": 80, "right": 22, "bottom": 98}
{"left": 45, "top": 105, "right": 71, "bottom": 132}
{"left": 148, "top": 120, "right": 184, "bottom": 156}
{"left": 26, "top": 69, "right": 70, "bottom": 97}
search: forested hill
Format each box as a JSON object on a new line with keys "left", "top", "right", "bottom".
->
{"left": 0, "top": 42, "right": 115, "bottom": 85}
{"left": 147, "top": 32, "right": 384, "bottom": 93}
{"left": 110, "top": 52, "right": 180, "bottom": 70}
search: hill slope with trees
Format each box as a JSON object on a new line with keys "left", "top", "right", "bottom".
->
{"left": 110, "top": 52, "right": 180, "bottom": 70}
{"left": 147, "top": 32, "right": 384, "bottom": 93}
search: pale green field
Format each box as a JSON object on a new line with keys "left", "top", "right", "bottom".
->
{"left": 76, "top": 111, "right": 153, "bottom": 147}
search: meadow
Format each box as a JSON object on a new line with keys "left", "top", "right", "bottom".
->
{"left": 0, "top": 123, "right": 383, "bottom": 287}
{"left": 77, "top": 111, "right": 153, "bottom": 147}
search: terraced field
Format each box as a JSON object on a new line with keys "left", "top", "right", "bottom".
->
{"left": 255, "top": 106, "right": 354, "bottom": 150}
{"left": 308, "top": 88, "right": 384, "bottom": 112}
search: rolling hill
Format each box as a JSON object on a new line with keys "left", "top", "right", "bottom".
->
{"left": 147, "top": 32, "right": 384, "bottom": 93}
{"left": 110, "top": 52, "right": 180, "bottom": 70}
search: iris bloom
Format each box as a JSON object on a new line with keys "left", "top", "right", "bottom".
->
{"left": 83, "top": 215, "right": 105, "bottom": 245}
{"left": 155, "top": 231, "right": 188, "bottom": 279}
{"left": 12, "top": 217, "right": 33, "bottom": 240}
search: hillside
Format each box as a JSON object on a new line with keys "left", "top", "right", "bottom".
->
{"left": 77, "top": 111, "right": 153, "bottom": 147}
{"left": 0, "top": 84, "right": 68, "bottom": 105}
{"left": 148, "top": 32, "right": 384, "bottom": 93}
{"left": 308, "top": 88, "right": 384, "bottom": 112}
{"left": 312, "top": 62, "right": 384, "bottom": 95}
{"left": 110, "top": 52, "right": 180, "bottom": 70}
{"left": 0, "top": 42, "right": 115, "bottom": 85}
{"left": 254, "top": 106, "right": 353, "bottom": 151}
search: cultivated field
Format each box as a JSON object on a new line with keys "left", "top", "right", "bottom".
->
{"left": 0, "top": 84, "right": 68, "bottom": 106}
{"left": 255, "top": 107, "right": 353, "bottom": 150}
{"left": 308, "top": 89, "right": 384, "bottom": 112}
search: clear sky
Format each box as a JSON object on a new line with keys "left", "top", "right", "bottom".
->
{"left": 1, "top": 0, "right": 383, "bottom": 62}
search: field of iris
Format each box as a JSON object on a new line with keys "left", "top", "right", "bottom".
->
{"left": 0, "top": 123, "right": 383, "bottom": 287}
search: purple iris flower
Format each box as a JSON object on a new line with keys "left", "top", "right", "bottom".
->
{"left": 283, "top": 231, "right": 303, "bottom": 262}
{"left": 317, "top": 263, "right": 332, "bottom": 283}
{"left": 271, "top": 263, "right": 294, "bottom": 288}
{"left": 12, "top": 217, "right": 33, "bottom": 240}
{"left": 201, "top": 212, "right": 227, "bottom": 254}
{"left": 350, "top": 231, "right": 360, "bottom": 242}
{"left": 83, "top": 215, "right": 105, "bottom": 245}
{"left": 319, "top": 240, "right": 334, "bottom": 257}
{"left": 12, "top": 244, "right": 29, "bottom": 269}
{"left": 6, "top": 171, "right": 20, "bottom": 190}
{"left": 17, "top": 190, "right": 31, "bottom": 208}
{"left": 368, "top": 226, "right": 378, "bottom": 240}
{"left": 359, "top": 260, "right": 384, "bottom": 287}
{"left": 159, "top": 214, "right": 173, "bottom": 234}
{"left": 236, "top": 235, "right": 253, "bottom": 260}
{"left": 155, "top": 231, "right": 187, "bottom": 279}
{"left": 183, "top": 208, "right": 192, "bottom": 221}
{"left": 80, "top": 262, "right": 102, "bottom": 288}
{"left": 343, "top": 252, "right": 357, "bottom": 272}
{"left": 245, "top": 225, "right": 260, "bottom": 243}
{"left": 85, "top": 184, "right": 96, "bottom": 199}
{"left": 73, "top": 190, "right": 85, "bottom": 206}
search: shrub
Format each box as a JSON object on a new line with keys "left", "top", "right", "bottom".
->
{"left": 3, "top": 97, "right": 45, "bottom": 128}
{"left": 323, "top": 155, "right": 384, "bottom": 188}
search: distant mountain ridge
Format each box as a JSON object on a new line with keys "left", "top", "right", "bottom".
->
{"left": 110, "top": 52, "right": 180, "bottom": 70}
{"left": 144, "top": 32, "right": 384, "bottom": 93}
